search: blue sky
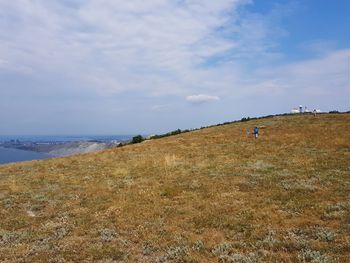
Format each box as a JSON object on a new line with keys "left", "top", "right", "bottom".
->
{"left": 0, "top": 0, "right": 349, "bottom": 135}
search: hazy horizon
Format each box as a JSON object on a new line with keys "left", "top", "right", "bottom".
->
{"left": 0, "top": 110, "right": 349, "bottom": 137}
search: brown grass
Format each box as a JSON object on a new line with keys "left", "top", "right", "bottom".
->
{"left": 0, "top": 114, "right": 349, "bottom": 262}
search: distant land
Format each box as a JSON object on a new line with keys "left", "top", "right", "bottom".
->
{"left": 0, "top": 135, "right": 133, "bottom": 164}
{"left": 1, "top": 112, "right": 349, "bottom": 164}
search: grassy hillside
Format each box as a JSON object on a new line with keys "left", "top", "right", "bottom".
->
{"left": 0, "top": 114, "right": 349, "bottom": 262}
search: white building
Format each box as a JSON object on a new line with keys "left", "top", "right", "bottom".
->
{"left": 291, "top": 108, "right": 300, "bottom": 114}
{"left": 291, "top": 105, "right": 322, "bottom": 114}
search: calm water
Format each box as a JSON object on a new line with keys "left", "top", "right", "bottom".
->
{"left": 0, "top": 147, "right": 50, "bottom": 165}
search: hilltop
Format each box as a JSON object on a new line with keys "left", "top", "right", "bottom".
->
{"left": 0, "top": 114, "right": 349, "bottom": 262}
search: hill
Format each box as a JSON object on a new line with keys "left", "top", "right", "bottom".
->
{"left": 0, "top": 114, "right": 349, "bottom": 262}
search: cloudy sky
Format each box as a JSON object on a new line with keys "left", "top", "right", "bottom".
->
{"left": 0, "top": 0, "right": 349, "bottom": 135}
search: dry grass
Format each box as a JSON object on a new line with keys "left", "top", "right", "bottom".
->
{"left": 0, "top": 114, "right": 349, "bottom": 262}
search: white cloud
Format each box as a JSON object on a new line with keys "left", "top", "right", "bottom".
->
{"left": 186, "top": 94, "right": 220, "bottom": 103}
{"left": 0, "top": 1, "right": 349, "bottom": 134}
{"left": 0, "top": 0, "right": 273, "bottom": 97}
{"left": 1, "top": 2, "right": 349, "bottom": 102}
{"left": 252, "top": 49, "right": 350, "bottom": 97}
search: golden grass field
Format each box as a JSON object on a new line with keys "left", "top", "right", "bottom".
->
{"left": 0, "top": 113, "right": 349, "bottom": 262}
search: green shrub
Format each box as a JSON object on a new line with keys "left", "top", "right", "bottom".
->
{"left": 132, "top": 135, "right": 144, "bottom": 144}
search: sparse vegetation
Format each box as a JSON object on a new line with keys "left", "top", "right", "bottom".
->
{"left": 219, "top": 253, "right": 258, "bottom": 263}
{"left": 298, "top": 249, "right": 334, "bottom": 263}
{"left": 151, "top": 129, "right": 190, "bottom": 139}
{"left": 0, "top": 113, "right": 349, "bottom": 262}
{"left": 240, "top": 117, "right": 251, "bottom": 122}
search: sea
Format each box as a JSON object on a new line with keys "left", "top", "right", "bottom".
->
{"left": 0, "top": 147, "right": 50, "bottom": 164}
{"left": 0, "top": 135, "right": 133, "bottom": 165}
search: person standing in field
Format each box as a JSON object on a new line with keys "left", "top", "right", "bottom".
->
{"left": 253, "top": 127, "right": 259, "bottom": 139}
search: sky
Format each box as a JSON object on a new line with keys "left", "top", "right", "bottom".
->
{"left": 0, "top": 0, "right": 349, "bottom": 135}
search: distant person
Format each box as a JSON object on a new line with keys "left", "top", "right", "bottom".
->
{"left": 313, "top": 109, "right": 317, "bottom": 117}
{"left": 253, "top": 127, "right": 259, "bottom": 139}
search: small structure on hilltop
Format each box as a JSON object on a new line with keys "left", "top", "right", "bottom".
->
{"left": 291, "top": 105, "right": 318, "bottom": 114}
{"left": 290, "top": 105, "right": 303, "bottom": 113}
{"left": 291, "top": 108, "right": 300, "bottom": 114}
{"left": 299, "top": 105, "right": 303, "bottom": 113}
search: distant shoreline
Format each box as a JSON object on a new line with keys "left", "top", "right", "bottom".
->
{"left": 0, "top": 140, "right": 121, "bottom": 159}
{"left": 0, "top": 135, "right": 134, "bottom": 160}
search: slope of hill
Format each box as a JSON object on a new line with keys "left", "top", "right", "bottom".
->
{"left": 0, "top": 114, "right": 349, "bottom": 262}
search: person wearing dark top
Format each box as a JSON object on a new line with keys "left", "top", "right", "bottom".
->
{"left": 253, "top": 127, "right": 259, "bottom": 139}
